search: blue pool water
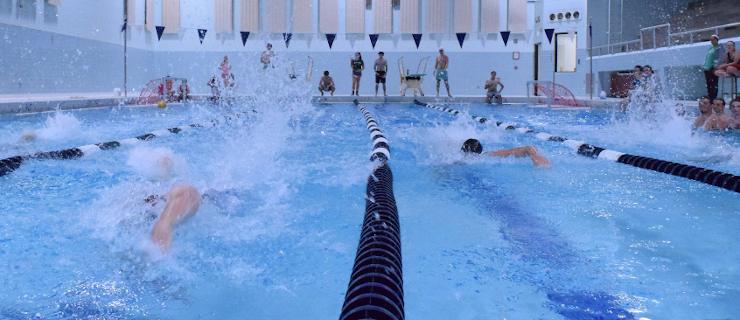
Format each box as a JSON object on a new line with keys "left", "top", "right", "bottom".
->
{"left": 1, "top": 101, "right": 739, "bottom": 319}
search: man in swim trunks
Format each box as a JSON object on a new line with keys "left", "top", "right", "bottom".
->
{"left": 260, "top": 43, "right": 275, "bottom": 69}
{"left": 484, "top": 71, "right": 505, "bottom": 104}
{"left": 319, "top": 71, "right": 335, "bottom": 96}
{"left": 374, "top": 52, "right": 388, "bottom": 97}
{"left": 693, "top": 96, "right": 713, "bottom": 128}
{"left": 461, "top": 139, "right": 552, "bottom": 169}
{"left": 434, "top": 48, "right": 451, "bottom": 97}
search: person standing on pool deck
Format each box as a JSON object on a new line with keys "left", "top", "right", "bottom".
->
{"left": 703, "top": 35, "right": 724, "bottom": 102}
{"left": 350, "top": 52, "right": 365, "bottom": 96}
{"left": 485, "top": 71, "right": 504, "bottom": 104}
{"left": 260, "top": 43, "right": 275, "bottom": 69}
{"left": 374, "top": 52, "right": 388, "bottom": 97}
{"left": 434, "top": 48, "right": 451, "bottom": 97}
{"left": 149, "top": 185, "right": 201, "bottom": 253}
{"left": 461, "top": 139, "right": 552, "bottom": 169}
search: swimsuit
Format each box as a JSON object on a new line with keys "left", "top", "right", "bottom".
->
{"left": 436, "top": 68, "right": 448, "bottom": 81}
{"left": 375, "top": 71, "right": 386, "bottom": 84}
{"left": 221, "top": 64, "right": 230, "bottom": 78}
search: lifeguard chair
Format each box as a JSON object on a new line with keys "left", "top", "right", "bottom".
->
{"left": 398, "top": 56, "right": 429, "bottom": 96}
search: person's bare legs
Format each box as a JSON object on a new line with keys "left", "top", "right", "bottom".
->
{"left": 382, "top": 83, "right": 387, "bottom": 96}
{"left": 436, "top": 79, "right": 441, "bottom": 97}
{"left": 375, "top": 83, "right": 379, "bottom": 96}
{"left": 445, "top": 80, "right": 451, "bottom": 97}
{"left": 497, "top": 94, "right": 503, "bottom": 104}
{"left": 151, "top": 185, "right": 201, "bottom": 253}
{"left": 319, "top": 87, "right": 325, "bottom": 96}
{"left": 355, "top": 76, "right": 361, "bottom": 96}
{"left": 728, "top": 66, "right": 740, "bottom": 77}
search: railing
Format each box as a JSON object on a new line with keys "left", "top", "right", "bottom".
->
{"left": 592, "top": 21, "right": 740, "bottom": 57}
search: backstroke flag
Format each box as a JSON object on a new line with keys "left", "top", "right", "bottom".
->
{"left": 156, "top": 26, "right": 165, "bottom": 41}
{"left": 241, "top": 31, "right": 250, "bottom": 46}
{"left": 198, "top": 29, "right": 207, "bottom": 44}
{"left": 501, "top": 31, "right": 511, "bottom": 46}
{"left": 412, "top": 34, "right": 422, "bottom": 49}
{"left": 326, "top": 34, "right": 336, "bottom": 48}
{"left": 456, "top": 33, "right": 466, "bottom": 48}
{"left": 369, "top": 34, "right": 379, "bottom": 49}
{"left": 283, "top": 33, "right": 293, "bottom": 48}
{"left": 545, "top": 28, "right": 554, "bottom": 44}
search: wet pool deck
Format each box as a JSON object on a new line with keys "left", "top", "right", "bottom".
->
{"left": 0, "top": 92, "right": 691, "bottom": 115}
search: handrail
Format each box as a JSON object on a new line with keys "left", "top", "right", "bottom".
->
{"left": 593, "top": 21, "right": 740, "bottom": 56}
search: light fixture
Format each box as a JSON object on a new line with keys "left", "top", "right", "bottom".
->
{"left": 557, "top": 13, "right": 563, "bottom": 19}
{"left": 573, "top": 11, "right": 580, "bottom": 19}
{"left": 565, "top": 12, "right": 572, "bottom": 19}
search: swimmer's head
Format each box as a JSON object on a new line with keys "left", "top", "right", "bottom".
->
{"left": 324, "top": 70, "right": 329, "bottom": 76}
{"left": 461, "top": 139, "right": 483, "bottom": 154}
{"left": 21, "top": 131, "right": 37, "bottom": 142}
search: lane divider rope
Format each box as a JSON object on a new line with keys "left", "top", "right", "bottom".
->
{"left": 0, "top": 110, "right": 257, "bottom": 178}
{"left": 338, "top": 100, "right": 404, "bottom": 320}
{"left": 414, "top": 100, "right": 740, "bottom": 194}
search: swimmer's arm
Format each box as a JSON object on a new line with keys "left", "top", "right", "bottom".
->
{"left": 151, "top": 185, "right": 201, "bottom": 253}
{"left": 485, "top": 145, "right": 552, "bottom": 169}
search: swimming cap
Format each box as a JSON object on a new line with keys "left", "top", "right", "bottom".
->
{"left": 461, "top": 139, "right": 483, "bottom": 154}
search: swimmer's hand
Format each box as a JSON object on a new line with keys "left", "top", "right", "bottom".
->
{"left": 531, "top": 154, "right": 552, "bottom": 169}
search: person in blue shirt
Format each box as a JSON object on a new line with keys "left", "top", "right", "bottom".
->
{"left": 704, "top": 35, "right": 725, "bottom": 101}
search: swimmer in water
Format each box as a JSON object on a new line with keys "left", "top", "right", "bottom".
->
{"left": 461, "top": 139, "right": 552, "bottom": 169}
{"left": 148, "top": 185, "right": 201, "bottom": 253}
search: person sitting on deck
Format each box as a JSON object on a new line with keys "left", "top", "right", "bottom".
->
{"left": 319, "top": 71, "right": 335, "bottom": 96}
{"left": 704, "top": 98, "right": 732, "bottom": 131}
{"left": 461, "top": 139, "right": 552, "bottom": 169}
{"left": 714, "top": 41, "right": 740, "bottom": 78}
{"left": 693, "top": 96, "right": 713, "bottom": 128}
{"left": 484, "top": 71, "right": 504, "bottom": 104}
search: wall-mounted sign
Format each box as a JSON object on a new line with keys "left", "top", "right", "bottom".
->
{"left": 513, "top": 52, "right": 520, "bottom": 60}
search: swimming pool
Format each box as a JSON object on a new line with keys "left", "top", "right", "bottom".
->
{"left": 1, "top": 99, "right": 739, "bottom": 319}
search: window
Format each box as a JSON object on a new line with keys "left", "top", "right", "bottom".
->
{"left": 555, "top": 33, "right": 577, "bottom": 72}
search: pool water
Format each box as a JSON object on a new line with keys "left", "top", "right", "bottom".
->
{"left": 1, "top": 100, "right": 739, "bottom": 319}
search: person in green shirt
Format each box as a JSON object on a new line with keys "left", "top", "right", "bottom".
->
{"left": 704, "top": 35, "right": 725, "bottom": 101}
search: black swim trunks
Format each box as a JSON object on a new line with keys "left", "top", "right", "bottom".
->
{"left": 375, "top": 71, "right": 386, "bottom": 84}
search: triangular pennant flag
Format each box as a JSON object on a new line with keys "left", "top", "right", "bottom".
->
{"left": 412, "top": 34, "right": 422, "bottom": 49}
{"left": 326, "top": 33, "right": 336, "bottom": 48}
{"left": 241, "top": 31, "right": 250, "bottom": 46}
{"left": 121, "top": 18, "right": 127, "bottom": 32}
{"left": 501, "top": 31, "right": 511, "bottom": 46}
{"left": 283, "top": 33, "right": 292, "bottom": 48}
{"left": 522, "top": 30, "right": 532, "bottom": 43}
{"left": 156, "top": 26, "right": 165, "bottom": 41}
{"left": 369, "top": 34, "right": 379, "bottom": 49}
{"left": 198, "top": 29, "right": 207, "bottom": 44}
{"left": 545, "top": 28, "right": 554, "bottom": 44}
{"left": 176, "top": 28, "right": 186, "bottom": 40}
{"left": 456, "top": 33, "right": 466, "bottom": 48}
{"left": 567, "top": 27, "right": 576, "bottom": 42}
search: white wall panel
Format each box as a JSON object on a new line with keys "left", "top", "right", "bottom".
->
{"left": 146, "top": 0, "right": 154, "bottom": 30}
{"left": 240, "top": 0, "right": 258, "bottom": 32}
{"left": 374, "top": 0, "right": 392, "bottom": 33}
{"left": 162, "top": 0, "right": 180, "bottom": 33}
{"left": 426, "top": 0, "right": 447, "bottom": 33}
{"left": 267, "top": 0, "right": 286, "bottom": 33}
{"left": 400, "top": 0, "right": 419, "bottom": 33}
{"left": 480, "top": 0, "right": 499, "bottom": 33}
{"left": 292, "top": 0, "right": 313, "bottom": 33}
{"left": 214, "top": 0, "right": 233, "bottom": 33}
{"left": 346, "top": 0, "right": 364, "bottom": 33}
{"left": 508, "top": 0, "right": 527, "bottom": 33}
{"left": 319, "top": 0, "right": 338, "bottom": 33}
{"left": 454, "top": 0, "right": 472, "bottom": 33}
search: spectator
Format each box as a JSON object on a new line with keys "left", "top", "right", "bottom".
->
{"left": 704, "top": 35, "right": 724, "bottom": 101}
{"left": 727, "top": 98, "right": 740, "bottom": 129}
{"left": 319, "top": 71, "right": 335, "bottom": 96}
{"left": 643, "top": 65, "right": 663, "bottom": 102}
{"left": 374, "top": 52, "right": 388, "bottom": 97}
{"left": 207, "top": 77, "right": 220, "bottom": 101}
{"left": 350, "top": 52, "right": 364, "bottom": 96}
{"left": 618, "top": 65, "right": 645, "bottom": 109}
{"left": 220, "top": 55, "right": 231, "bottom": 80}
{"left": 434, "top": 48, "right": 451, "bottom": 97}
{"left": 693, "top": 96, "right": 713, "bottom": 128}
{"left": 177, "top": 83, "right": 190, "bottom": 102}
{"left": 484, "top": 71, "right": 504, "bottom": 104}
{"left": 714, "top": 40, "right": 740, "bottom": 78}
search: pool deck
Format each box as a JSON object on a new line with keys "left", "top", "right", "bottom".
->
{"left": 0, "top": 92, "right": 683, "bottom": 115}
